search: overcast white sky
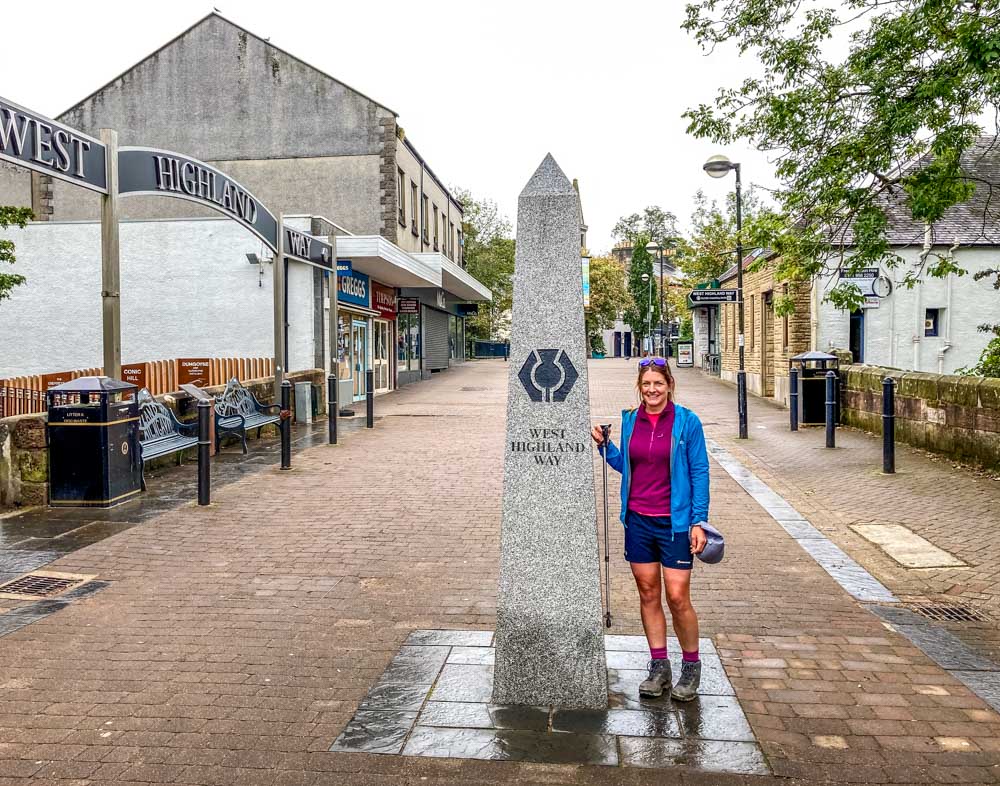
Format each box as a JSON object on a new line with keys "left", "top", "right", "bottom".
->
{"left": 1, "top": 0, "right": 778, "bottom": 253}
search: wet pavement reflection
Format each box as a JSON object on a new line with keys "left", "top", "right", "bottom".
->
{"left": 0, "top": 415, "right": 374, "bottom": 590}
{"left": 330, "top": 629, "right": 770, "bottom": 774}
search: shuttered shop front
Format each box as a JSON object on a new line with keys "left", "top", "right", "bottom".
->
{"left": 423, "top": 306, "right": 450, "bottom": 371}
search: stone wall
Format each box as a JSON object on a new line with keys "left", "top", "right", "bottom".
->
{"left": 0, "top": 369, "right": 324, "bottom": 509}
{"left": 718, "top": 259, "right": 812, "bottom": 404}
{"left": 842, "top": 364, "right": 1000, "bottom": 470}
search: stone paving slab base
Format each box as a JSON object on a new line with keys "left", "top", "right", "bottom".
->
{"left": 330, "top": 629, "right": 769, "bottom": 774}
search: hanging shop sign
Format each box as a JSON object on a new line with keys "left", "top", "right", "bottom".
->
{"left": 838, "top": 267, "right": 892, "bottom": 298}
{"left": 337, "top": 269, "right": 370, "bottom": 309}
{"left": 284, "top": 226, "right": 332, "bottom": 270}
{"left": 398, "top": 297, "right": 420, "bottom": 315}
{"left": 117, "top": 147, "right": 278, "bottom": 251}
{"left": 371, "top": 281, "right": 397, "bottom": 319}
{"left": 0, "top": 96, "right": 108, "bottom": 193}
{"left": 688, "top": 289, "right": 740, "bottom": 304}
{"left": 456, "top": 303, "right": 479, "bottom": 316}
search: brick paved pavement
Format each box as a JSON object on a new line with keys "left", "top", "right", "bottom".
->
{"left": 0, "top": 359, "right": 998, "bottom": 785}
{"left": 670, "top": 364, "right": 1000, "bottom": 663}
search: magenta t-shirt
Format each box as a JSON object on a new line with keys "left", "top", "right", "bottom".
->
{"left": 628, "top": 402, "right": 674, "bottom": 516}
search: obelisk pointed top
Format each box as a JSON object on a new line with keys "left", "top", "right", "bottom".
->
{"left": 520, "top": 153, "right": 576, "bottom": 197}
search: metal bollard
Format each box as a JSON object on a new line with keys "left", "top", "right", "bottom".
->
{"left": 366, "top": 369, "right": 374, "bottom": 429}
{"left": 327, "top": 368, "right": 338, "bottom": 445}
{"left": 197, "top": 399, "right": 211, "bottom": 506}
{"left": 789, "top": 367, "right": 799, "bottom": 432}
{"left": 825, "top": 370, "right": 837, "bottom": 448}
{"left": 882, "top": 377, "right": 896, "bottom": 474}
{"left": 736, "top": 370, "right": 748, "bottom": 439}
{"left": 280, "top": 380, "right": 292, "bottom": 470}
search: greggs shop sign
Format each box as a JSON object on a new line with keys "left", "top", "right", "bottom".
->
{"left": 372, "top": 282, "right": 397, "bottom": 319}
{"left": 338, "top": 269, "right": 370, "bottom": 308}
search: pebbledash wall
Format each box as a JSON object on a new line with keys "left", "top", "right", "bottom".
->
{"left": 815, "top": 247, "right": 1000, "bottom": 374}
{"left": 0, "top": 217, "right": 324, "bottom": 378}
{"left": 842, "top": 364, "right": 1000, "bottom": 470}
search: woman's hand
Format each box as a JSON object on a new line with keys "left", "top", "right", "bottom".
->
{"left": 591, "top": 426, "right": 607, "bottom": 446}
{"left": 690, "top": 525, "right": 707, "bottom": 554}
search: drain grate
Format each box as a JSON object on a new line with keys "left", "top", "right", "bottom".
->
{"left": 907, "top": 603, "right": 986, "bottom": 623}
{"left": 0, "top": 572, "right": 89, "bottom": 599}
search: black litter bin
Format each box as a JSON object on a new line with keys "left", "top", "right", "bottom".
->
{"left": 47, "top": 376, "right": 141, "bottom": 508}
{"left": 790, "top": 351, "right": 840, "bottom": 426}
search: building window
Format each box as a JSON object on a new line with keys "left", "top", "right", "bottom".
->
{"left": 925, "top": 308, "right": 941, "bottom": 337}
{"left": 397, "top": 169, "right": 405, "bottom": 226}
{"left": 433, "top": 205, "right": 439, "bottom": 250}
{"left": 410, "top": 182, "right": 419, "bottom": 235}
{"left": 422, "top": 194, "right": 429, "bottom": 243}
{"left": 442, "top": 214, "right": 448, "bottom": 255}
{"left": 449, "top": 221, "right": 455, "bottom": 258}
{"left": 749, "top": 295, "right": 755, "bottom": 350}
{"left": 457, "top": 229, "right": 464, "bottom": 266}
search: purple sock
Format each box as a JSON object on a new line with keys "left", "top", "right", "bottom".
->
{"left": 650, "top": 646, "right": 667, "bottom": 661}
{"left": 683, "top": 649, "right": 700, "bottom": 663}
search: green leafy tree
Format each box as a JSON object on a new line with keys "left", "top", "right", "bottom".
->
{"left": 678, "top": 188, "right": 773, "bottom": 284}
{"left": 683, "top": 0, "right": 1000, "bottom": 310}
{"left": 0, "top": 206, "right": 33, "bottom": 304}
{"left": 613, "top": 206, "right": 681, "bottom": 250}
{"left": 622, "top": 235, "right": 662, "bottom": 352}
{"left": 455, "top": 189, "right": 515, "bottom": 341}
{"left": 585, "top": 255, "right": 628, "bottom": 353}
{"left": 958, "top": 325, "right": 1000, "bottom": 377}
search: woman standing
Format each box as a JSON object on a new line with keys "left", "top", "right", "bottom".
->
{"left": 591, "top": 358, "right": 710, "bottom": 701}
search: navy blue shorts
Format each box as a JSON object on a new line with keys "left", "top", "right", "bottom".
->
{"left": 624, "top": 511, "right": 693, "bottom": 570}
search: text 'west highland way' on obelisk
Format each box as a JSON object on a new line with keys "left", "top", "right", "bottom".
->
{"left": 492, "top": 154, "right": 608, "bottom": 709}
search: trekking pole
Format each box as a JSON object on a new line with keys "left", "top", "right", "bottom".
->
{"left": 600, "top": 424, "right": 612, "bottom": 628}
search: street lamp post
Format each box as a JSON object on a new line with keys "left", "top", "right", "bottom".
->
{"left": 640, "top": 272, "right": 652, "bottom": 355}
{"left": 704, "top": 154, "right": 748, "bottom": 439}
{"left": 646, "top": 242, "right": 665, "bottom": 356}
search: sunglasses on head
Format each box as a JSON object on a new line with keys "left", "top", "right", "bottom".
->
{"left": 638, "top": 357, "right": 668, "bottom": 368}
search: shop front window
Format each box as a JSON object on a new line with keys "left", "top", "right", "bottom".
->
{"left": 337, "top": 313, "right": 352, "bottom": 380}
{"left": 396, "top": 312, "right": 422, "bottom": 372}
{"left": 448, "top": 315, "right": 458, "bottom": 359}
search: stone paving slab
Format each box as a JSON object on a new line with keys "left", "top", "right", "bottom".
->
{"left": 331, "top": 631, "right": 768, "bottom": 774}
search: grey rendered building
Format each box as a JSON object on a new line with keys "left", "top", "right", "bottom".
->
{"left": 0, "top": 13, "right": 486, "bottom": 395}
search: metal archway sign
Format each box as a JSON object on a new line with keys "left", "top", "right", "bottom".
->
{"left": 2, "top": 94, "right": 336, "bottom": 390}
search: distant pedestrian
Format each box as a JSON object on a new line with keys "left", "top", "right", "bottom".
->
{"left": 591, "top": 357, "right": 710, "bottom": 701}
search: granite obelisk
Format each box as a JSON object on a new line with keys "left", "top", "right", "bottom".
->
{"left": 492, "top": 155, "right": 608, "bottom": 709}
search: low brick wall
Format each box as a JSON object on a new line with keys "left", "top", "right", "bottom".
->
{"left": 842, "top": 364, "right": 1000, "bottom": 470}
{"left": 0, "top": 369, "right": 325, "bottom": 509}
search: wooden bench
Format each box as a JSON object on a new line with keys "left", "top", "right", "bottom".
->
{"left": 137, "top": 388, "right": 198, "bottom": 490}
{"left": 214, "top": 378, "right": 281, "bottom": 453}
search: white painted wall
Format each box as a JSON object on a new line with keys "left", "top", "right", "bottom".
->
{"left": 0, "top": 217, "right": 318, "bottom": 378}
{"left": 815, "top": 247, "right": 1000, "bottom": 373}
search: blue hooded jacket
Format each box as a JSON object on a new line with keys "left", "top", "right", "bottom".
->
{"left": 599, "top": 403, "right": 710, "bottom": 534}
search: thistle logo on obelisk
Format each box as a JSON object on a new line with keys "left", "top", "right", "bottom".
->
{"left": 518, "top": 349, "right": 578, "bottom": 403}
{"left": 492, "top": 154, "right": 608, "bottom": 709}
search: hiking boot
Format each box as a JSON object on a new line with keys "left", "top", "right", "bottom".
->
{"left": 638, "top": 658, "right": 672, "bottom": 698}
{"left": 670, "top": 660, "right": 701, "bottom": 702}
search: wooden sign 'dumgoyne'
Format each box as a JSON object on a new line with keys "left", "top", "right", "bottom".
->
{"left": 492, "top": 154, "right": 608, "bottom": 709}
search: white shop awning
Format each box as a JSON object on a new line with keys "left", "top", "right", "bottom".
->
{"left": 413, "top": 252, "right": 492, "bottom": 302}
{"left": 335, "top": 236, "right": 440, "bottom": 289}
